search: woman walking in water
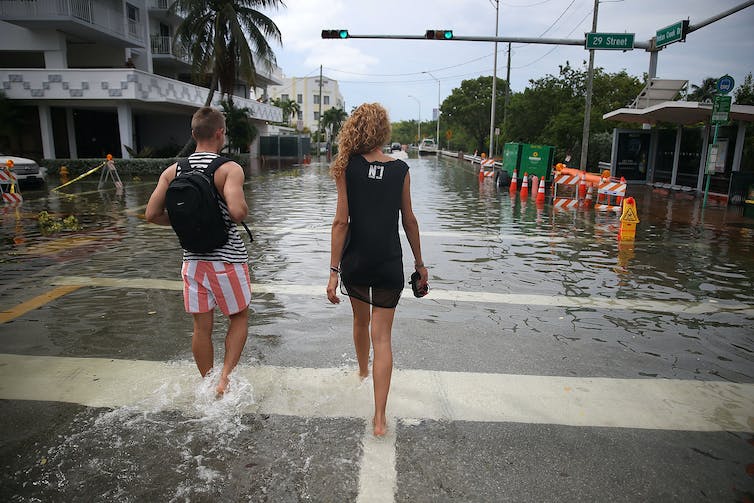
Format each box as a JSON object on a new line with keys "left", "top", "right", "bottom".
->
{"left": 326, "top": 103, "right": 429, "bottom": 436}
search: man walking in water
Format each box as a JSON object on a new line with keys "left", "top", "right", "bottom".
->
{"left": 146, "top": 106, "right": 251, "bottom": 395}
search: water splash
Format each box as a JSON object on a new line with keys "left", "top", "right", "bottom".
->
{"left": 18, "top": 364, "right": 257, "bottom": 502}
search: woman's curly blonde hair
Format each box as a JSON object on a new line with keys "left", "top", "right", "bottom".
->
{"left": 330, "top": 103, "right": 391, "bottom": 179}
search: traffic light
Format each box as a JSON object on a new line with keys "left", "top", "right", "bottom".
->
{"left": 425, "top": 29, "right": 453, "bottom": 40}
{"left": 321, "top": 29, "right": 349, "bottom": 39}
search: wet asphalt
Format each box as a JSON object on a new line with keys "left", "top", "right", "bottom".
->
{"left": 1, "top": 155, "right": 753, "bottom": 502}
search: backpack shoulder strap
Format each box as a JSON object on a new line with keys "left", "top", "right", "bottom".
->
{"left": 176, "top": 158, "right": 191, "bottom": 175}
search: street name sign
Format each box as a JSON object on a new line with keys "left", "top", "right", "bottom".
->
{"left": 585, "top": 32, "right": 634, "bottom": 50}
{"left": 712, "top": 95, "right": 732, "bottom": 124}
{"left": 655, "top": 20, "right": 689, "bottom": 49}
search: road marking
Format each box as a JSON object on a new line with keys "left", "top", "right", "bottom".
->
{"left": 139, "top": 223, "right": 562, "bottom": 242}
{"left": 0, "top": 285, "right": 82, "bottom": 324}
{"left": 49, "top": 275, "right": 754, "bottom": 315}
{"left": 357, "top": 416, "right": 397, "bottom": 503}
{"left": 2, "top": 353, "right": 752, "bottom": 503}
{"left": 0, "top": 353, "right": 752, "bottom": 432}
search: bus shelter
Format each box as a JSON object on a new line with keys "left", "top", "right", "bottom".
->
{"left": 602, "top": 82, "right": 754, "bottom": 204}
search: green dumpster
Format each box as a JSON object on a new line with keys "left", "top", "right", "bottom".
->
{"left": 519, "top": 144, "right": 555, "bottom": 179}
{"left": 501, "top": 143, "right": 523, "bottom": 173}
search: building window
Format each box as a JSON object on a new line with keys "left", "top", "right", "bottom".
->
{"left": 126, "top": 3, "right": 140, "bottom": 37}
{"left": 281, "top": 93, "right": 289, "bottom": 101}
{"left": 297, "top": 111, "right": 303, "bottom": 120}
{"left": 313, "top": 95, "right": 320, "bottom": 104}
{"left": 324, "top": 95, "right": 330, "bottom": 105}
{"left": 313, "top": 111, "right": 320, "bottom": 120}
{"left": 297, "top": 94, "right": 302, "bottom": 104}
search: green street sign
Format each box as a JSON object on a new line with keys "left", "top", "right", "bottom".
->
{"left": 712, "top": 95, "right": 732, "bottom": 123}
{"left": 585, "top": 32, "right": 634, "bottom": 50}
{"left": 655, "top": 20, "right": 689, "bottom": 49}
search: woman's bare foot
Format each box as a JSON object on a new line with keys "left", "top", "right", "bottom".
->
{"left": 216, "top": 374, "right": 230, "bottom": 397}
{"left": 373, "top": 415, "right": 387, "bottom": 436}
{"left": 359, "top": 369, "right": 369, "bottom": 380}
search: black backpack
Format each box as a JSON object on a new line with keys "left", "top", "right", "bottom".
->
{"left": 165, "top": 156, "right": 252, "bottom": 253}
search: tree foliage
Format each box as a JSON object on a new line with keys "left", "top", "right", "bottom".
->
{"left": 172, "top": 0, "right": 283, "bottom": 106}
{"left": 440, "top": 76, "right": 508, "bottom": 154}
{"left": 687, "top": 77, "right": 717, "bottom": 103}
{"left": 322, "top": 107, "right": 348, "bottom": 139}
{"left": 734, "top": 72, "right": 754, "bottom": 105}
{"left": 220, "top": 100, "right": 258, "bottom": 153}
{"left": 272, "top": 97, "right": 300, "bottom": 125}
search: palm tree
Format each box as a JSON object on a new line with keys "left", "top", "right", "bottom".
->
{"left": 271, "top": 97, "right": 300, "bottom": 126}
{"left": 287, "top": 100, "right": 300, "bottom": 126}
{"left": 688, "top": 78, "right": 717, "bottom": 103}
{"left": 321, "top": 107, "right": 348, "bottom": 139}
{"left": 172, "top": 0, "right": 283, "bottom": 107}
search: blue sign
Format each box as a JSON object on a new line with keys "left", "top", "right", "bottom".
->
{"left": 717, "top": 75, "right": 735, "bottom": 95}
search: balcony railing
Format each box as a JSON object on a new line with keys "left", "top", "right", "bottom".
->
{"left": 149, "top": 0, "right": 173, "bottom": 9}
{"left": 0, "top": 0, "right": 143, "bottom": 42}
{"left": 150, "top": 35, "right": 189, "bottom": 63}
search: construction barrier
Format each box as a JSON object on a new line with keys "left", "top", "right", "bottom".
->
{"left": 1, "top": 161, "right": 22, "bottom": 204}
{"left": 552, "top": 171, "right": 580, "bottom": 210}
{"left": 594, "top": 177, "right": 627, "bottom": 212}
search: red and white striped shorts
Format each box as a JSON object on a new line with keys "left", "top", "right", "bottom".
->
{"left": 181, "top": 261, "right": 252, "bottom": 315}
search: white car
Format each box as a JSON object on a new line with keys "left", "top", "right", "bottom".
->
{"left": 0, "top": 153, "right": 46, "bottom": 187}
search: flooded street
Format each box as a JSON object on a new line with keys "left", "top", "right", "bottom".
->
{"left": 1, "top": 155, "right": 753, "bottom": 501}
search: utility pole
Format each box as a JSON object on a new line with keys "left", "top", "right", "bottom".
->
{"left": 580, "top": 0, "right": 599, "bottom": 171}
{"left": 488, "top": 0, "right": 499, "bottom": 157}
{"left": 502, "top": 42, "right": 511, "bottom": 149}
{"left": 317, "top": 64, "right": 323, "bottom": 162}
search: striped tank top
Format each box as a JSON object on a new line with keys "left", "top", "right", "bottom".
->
{"left": 181, "top": 152, "right": 249, "bottom": 264}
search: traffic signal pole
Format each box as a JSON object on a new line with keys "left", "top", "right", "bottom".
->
{"left": 327, "top": 33, "right": 651, "bottom": 49}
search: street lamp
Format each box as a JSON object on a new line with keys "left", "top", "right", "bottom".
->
{"left": 423, "top": 71, "right": 441, "bottom": 152}
{"left": 489, "top": 0, "right": 500, "bottom": 158}
{"left": 407, "top": 94, "right": 421, "bottom": 144}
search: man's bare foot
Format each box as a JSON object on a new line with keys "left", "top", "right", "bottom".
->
{"left": 216, "top": 374, "right": 230, "bottom": 397}
{"left": 359, "top": 369, "right": 369, "bottom": 380}
{"left": 373, "top": 416, "right": 387, "bottom": 437}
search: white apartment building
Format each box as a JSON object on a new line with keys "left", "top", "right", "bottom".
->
{"left": 267, "top": 75, "right": 345, "bottom": 132}
{"left": 0, "top": 0, "right": 282, "bottom": 159}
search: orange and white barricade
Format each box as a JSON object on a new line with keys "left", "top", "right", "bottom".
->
{"left": 480, "top": 157, "right": 496, "bottom": 177}
{"left": 594, "top": 177, "right": 627, "bottom": 212}
{"left": 552, "top": 171, "right": 580, "bottom": 210}
{"left": 1, "top": 162, "right": 23, "bottom": 204}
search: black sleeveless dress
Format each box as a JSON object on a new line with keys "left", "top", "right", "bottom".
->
{"left": 340, "top": 155, "right": 410, "bottom": 308}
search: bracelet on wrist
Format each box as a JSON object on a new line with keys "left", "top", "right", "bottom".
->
{"left": 330, "top": 266, "right": 341, "bottom": 274}
{"left": 414, "top": 263, "right": 425, "bottom": 269}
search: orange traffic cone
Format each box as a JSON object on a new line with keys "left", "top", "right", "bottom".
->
{"left": 584, "top": 185, "right": 594, "bottom": 208}
{"left": 536, "top": 177, "right": 546, "bottom": 205}
{"left": 578, "top": 171, "right": 587, "bottom": 200}
{"left": 509, "top": 170, "right": 518, "bottom": 195}
{"left": 520, "top": 172, "right": 529, "bottom": 199}
{"left": 597, "top": 176, "right": 606, "bottom": 203}
{"left": 479, "top": 165, "right": 485, "bottom": 182}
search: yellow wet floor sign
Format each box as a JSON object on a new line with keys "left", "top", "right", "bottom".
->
{"left": 619, "top": 197, "right": 639, "bottom": 241}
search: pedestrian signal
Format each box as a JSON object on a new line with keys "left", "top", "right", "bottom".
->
{"left": 425, "top": 30, "right": 453, "bottom": 40}
{"left": 321, "top": 29, "right": 349, "bottom": 39}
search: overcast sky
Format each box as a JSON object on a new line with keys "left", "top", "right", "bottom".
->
{"left": 264, "top": 0, "right": 754, "bottom": 122}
